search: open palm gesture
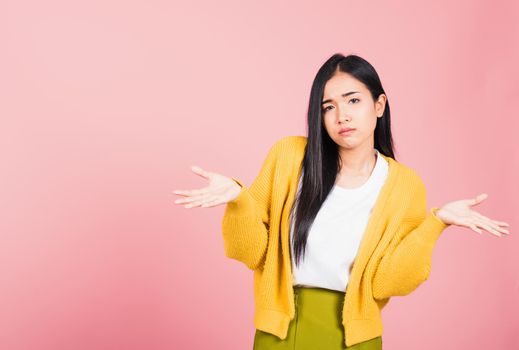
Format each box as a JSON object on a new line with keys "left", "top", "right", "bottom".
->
{"left": 172, "top": 166, "right": 242, "bottom": 208}
{"left": 435, "top": 193, "right": 511, "bottom": 237}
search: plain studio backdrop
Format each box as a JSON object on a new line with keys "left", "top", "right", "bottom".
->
{"left": 1, "top": 0, "right": 518, "bottom": 349}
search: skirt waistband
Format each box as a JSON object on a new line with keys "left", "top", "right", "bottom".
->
{"left": 293, "top": 286, "right": 345, "bottom": 315}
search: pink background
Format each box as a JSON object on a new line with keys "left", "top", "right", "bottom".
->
{"left": 1, "top": 0, "right": 518, "bottom": 349}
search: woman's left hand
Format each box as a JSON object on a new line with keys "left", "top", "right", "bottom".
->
{"left": 435, "top": 193, "right": 511, "bottom": 237}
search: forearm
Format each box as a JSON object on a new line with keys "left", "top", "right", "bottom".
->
{"left": 221, "top": 178, "right": 269, "bottom": 271}
{"left": 372, "top": 207, "right": 449, "bottom": 300}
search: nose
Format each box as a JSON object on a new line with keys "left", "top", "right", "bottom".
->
{"left": 337, "top": 102, "right": 351, "bottom": 124}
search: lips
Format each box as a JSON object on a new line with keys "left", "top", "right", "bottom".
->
{"left": 339, "top": 127, "right": 356, "bottom": 134}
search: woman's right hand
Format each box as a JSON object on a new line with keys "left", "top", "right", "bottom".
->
{"left": 172, "top": 165, "right": 242, "bottom": 209}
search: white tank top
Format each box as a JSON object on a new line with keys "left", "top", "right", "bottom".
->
{"left": 289, "top": 149, "right": 389, "bottom": 292}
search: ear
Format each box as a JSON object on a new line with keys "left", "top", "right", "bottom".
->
{"left": 376, "top": 94, "right": 387, "bottom": 117}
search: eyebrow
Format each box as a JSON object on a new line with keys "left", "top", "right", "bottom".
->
{"left": 321, "top": 91, "right": 360, "bottom": 105}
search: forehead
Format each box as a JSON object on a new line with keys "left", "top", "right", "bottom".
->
{"left": 323, "top": 72, "right": 366, "bottom": 98}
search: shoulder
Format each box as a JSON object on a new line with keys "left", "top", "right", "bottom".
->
{"left": 389, "top": 161, "right": 429, "bottom": 220}
{"left": 268, "top": 135, "right": 307, "bottom": 156}
{"left": 259, "top": 136, "right": 307, "bottom": 174}
{"left": 392, "top": 160, "right": 427, "bottom": 197}
{"left": 274, "top": 135, "right": 307, "bottom": 147}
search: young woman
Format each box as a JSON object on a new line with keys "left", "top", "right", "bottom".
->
{"left": 172, "top": 53, "right": 511, "bottom": 349}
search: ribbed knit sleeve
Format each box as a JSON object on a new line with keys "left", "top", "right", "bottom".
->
{"left": 372, "top": 177, "right": 450, "bottom": 300}
{"left": 220, "top": 139, "right": 282, "bottom": 271}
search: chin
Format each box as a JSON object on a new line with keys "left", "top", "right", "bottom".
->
{"left": 335, "top": 140, "right": 357, "bottom": 149}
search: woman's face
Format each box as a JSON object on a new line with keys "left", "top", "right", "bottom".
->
{"left": 321, "top": 71, "right": 386, "bottom": 151}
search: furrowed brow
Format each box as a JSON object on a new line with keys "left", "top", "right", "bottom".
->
{"left": 322, "top": 91, "right": 360, "bottom": 105}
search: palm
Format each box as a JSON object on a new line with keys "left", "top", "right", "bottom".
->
{"left": 436, "top": 193, "right": 511, "bottom": 237}
{"left": 172, "top": 166, "right": 242, "bottom": 208}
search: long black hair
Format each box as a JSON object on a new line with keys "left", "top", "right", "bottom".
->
{"left": 290, "top": 53, "right": 396, "bottom": 268}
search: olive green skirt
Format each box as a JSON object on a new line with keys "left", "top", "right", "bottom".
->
{"left": 253, "top": 286, "right": 382, "bottom": 350}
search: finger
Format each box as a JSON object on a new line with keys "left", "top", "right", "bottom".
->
{"left": 477, "top": 214, "right": 510, "bottom": 228}
{"left": 472, "top": 217, "right": 502, "bottom": 237}
{"left": 191, "top": 165, "right": 212, "bottom": 180}
{"left": 199, "top": 195, "right": 217, "bottom": 207}
{"left": 201, "top": 196, "right": 223, "bottom": 208}
{"left": 172, "top": 186, "right": 210, "bottom": 196}
{"left": 172, "top": 190, "right": 189, "bottom": 196}
{"left": 175, "top": 193, "right": 209, "bottom": 205}
{"left": 184, "top": 193, "right": 222, "bottom": 208}
{"left": 472, "top": 212, "right": 510, "bottom": 234}
{"left": 184, "top": 201, "right": 201, "bottom": 208}
{"left": 469, "top": 223, "right": 483, "bottom": 234}
{"left": 469, "top": 193, "right": 488, "bottom": 206}
{"left": 184, "top": 197, "right": 205, "bottom": 208}
{"left": 185, "top": 196, "right": 216, "bottom": 208}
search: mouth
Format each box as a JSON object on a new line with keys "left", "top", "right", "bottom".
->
{"left": 339, "top": 128, "right": 356, "bottom": 135}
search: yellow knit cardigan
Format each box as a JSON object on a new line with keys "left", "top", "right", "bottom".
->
{"left": 221, "top": 135, "right": 450, "bottom": 347}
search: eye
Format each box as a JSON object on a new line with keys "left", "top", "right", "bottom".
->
{"left": 322, "top": 105, "right": 333, "bottom": 112}
{"left": 349, "top": 98, "right": 360, "bottom": 104}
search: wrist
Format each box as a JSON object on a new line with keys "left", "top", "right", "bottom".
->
{"left": 432, "top": 207, "right": 450, "bottom": 225}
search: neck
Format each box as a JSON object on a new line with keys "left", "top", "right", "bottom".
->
{"left": 338, "top": 147, "right": 377, "bottom": 177}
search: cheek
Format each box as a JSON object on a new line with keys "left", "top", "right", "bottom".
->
{"left": 322, "top": 115, "right": 332, "bottom": 128}
{"left": 368, "top": 115, "right": 379, "bottom": 129}
{"left": 324, "top": 118, "right": 338, "bottom": 135}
